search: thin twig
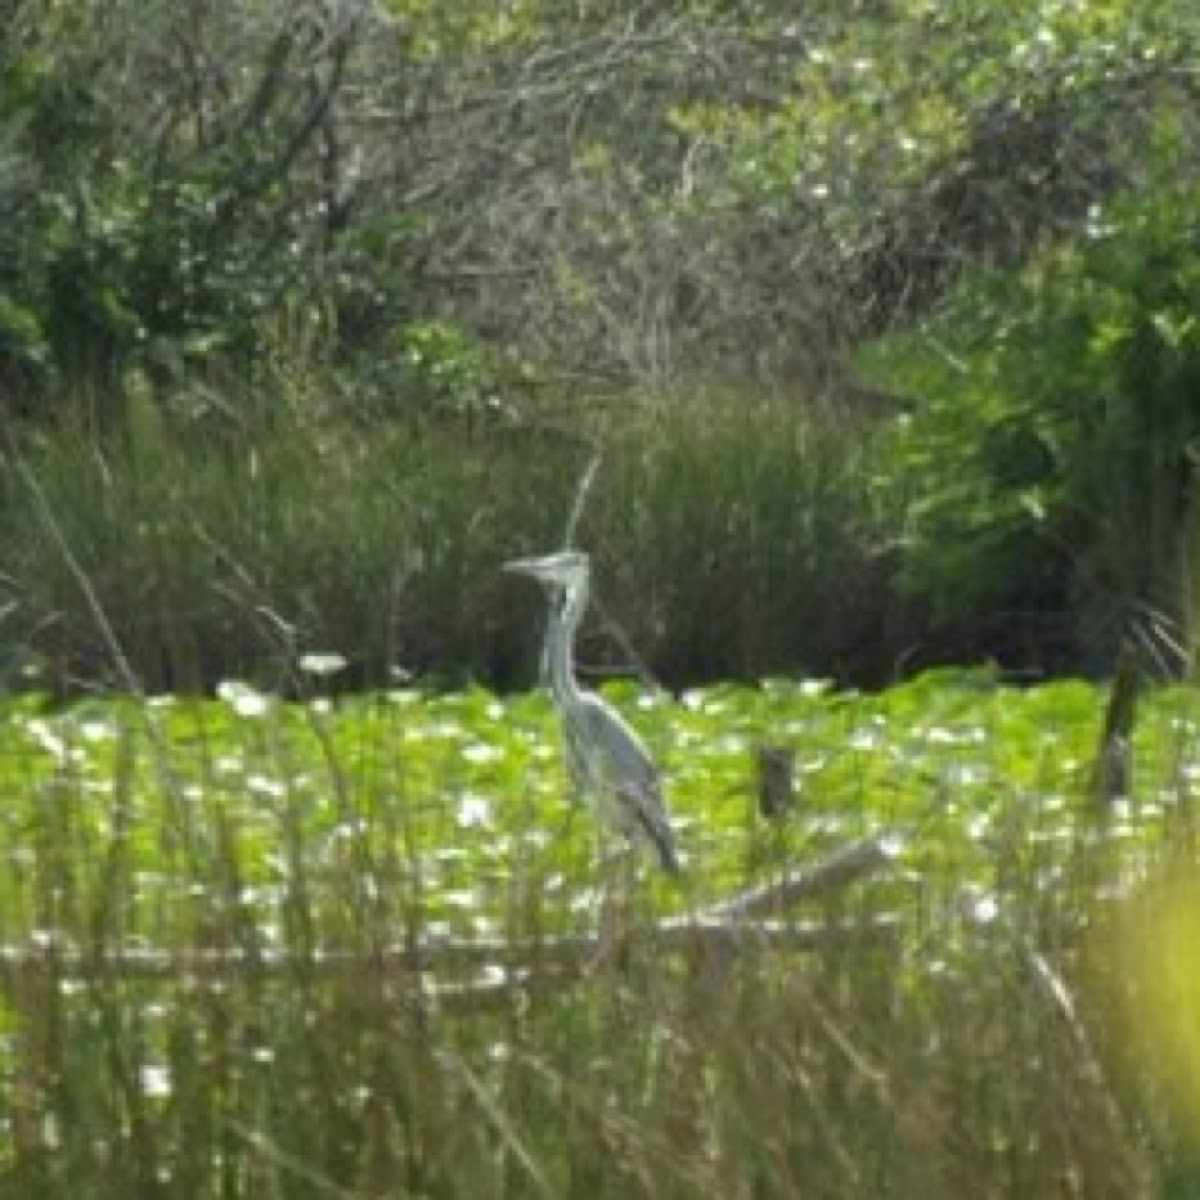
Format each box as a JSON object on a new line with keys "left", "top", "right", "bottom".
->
{"left": 437, "top": 1049, "right": 558, "bottom": 1200}
{"left": 0, "top": 915, "right": 902, "bottom": 983}
{"left": 561, "top": 452, "right": 602, "bottom": 548}
{"left": 14, "top": 457, "right": 202, "bottom": 858}
{"left": 705, "top": 835, "right": 898, "bottom": 920}
{"left": 16, "top": 459, "right": 143, "bottom": 695}
{"left": 226, "top": 1120, "right": 357, "bottom": 1200}
{"left": 1021, "top": 945, "right": 1131, "bottom": 1133}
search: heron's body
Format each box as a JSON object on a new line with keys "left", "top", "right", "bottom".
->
{"left": 506, "top": 549, "right": 679, "bottom": 872}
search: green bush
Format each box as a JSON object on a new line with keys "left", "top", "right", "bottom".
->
{"left": 0, "top": 2, "right": 389, "bottom": 406}
{"left": 861, "top": 166, "right": 1200, "bottom": 667}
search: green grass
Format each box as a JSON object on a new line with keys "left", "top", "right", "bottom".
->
{"left": 0, "top": 377, "right": 901, "bottom": 694}
{"left": 0, "top": 670, "right": 1197, "bottom": 1197}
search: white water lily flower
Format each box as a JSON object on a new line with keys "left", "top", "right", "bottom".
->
{"left": 299, "top": 652, "right": 348, "bottom": 677}
{"left": 216, "top": 680, "right": 272, "bottom": 718}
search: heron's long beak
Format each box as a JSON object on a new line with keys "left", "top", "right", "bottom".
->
{"left": 502, "top": 550, "right": 584, "bottom": 590}
{"left": 502, "top": 556, "right": 543, "bottom": 579}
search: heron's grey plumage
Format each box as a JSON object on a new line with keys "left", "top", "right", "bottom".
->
{"left": 505, "top": 549, "right": 679, "bottom": 871}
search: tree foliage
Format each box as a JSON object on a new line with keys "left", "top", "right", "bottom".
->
{"left": 4, "top": 0, "right": 1197, "bottom": 408}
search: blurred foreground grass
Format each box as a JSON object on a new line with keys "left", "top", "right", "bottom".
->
{"left": 0, "top": 672, "right": 1197, "bottom": 1197}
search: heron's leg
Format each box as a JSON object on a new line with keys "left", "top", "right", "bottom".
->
{"left": 587, "top": 839, "right": 644, "bottom": 974}
{"left": 551, "top": 798, "right": 579, "bottom": 846}
{"left": 551, "top": 773, "right": 591, "bottom": 845}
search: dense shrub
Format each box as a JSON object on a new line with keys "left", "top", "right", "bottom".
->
{"left": 862, "top": 160, "right": 1200, "bottom": 669}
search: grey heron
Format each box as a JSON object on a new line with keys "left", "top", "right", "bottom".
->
{"left": 504, "top": 549, "right": 679, "bottom": 872}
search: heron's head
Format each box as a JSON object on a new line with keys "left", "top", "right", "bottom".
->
{"left": 503, "top": 549, "right": 590, "bottom": 596}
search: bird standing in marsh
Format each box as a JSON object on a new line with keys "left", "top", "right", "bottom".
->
{"left": 504, "top": 549, "right": 679, "bottom": 872}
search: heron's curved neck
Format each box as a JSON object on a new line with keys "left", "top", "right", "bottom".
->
{"left": 545, "top": 582, "right": 587, "bottom": 707}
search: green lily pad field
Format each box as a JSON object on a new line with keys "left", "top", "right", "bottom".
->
{"left": 0, "top": 669, "right": 1196, "bottom": 1197}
